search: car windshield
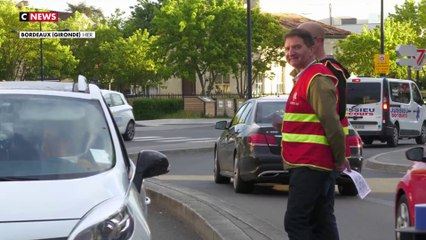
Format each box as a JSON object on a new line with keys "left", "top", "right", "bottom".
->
{"left": 347, "top": 82, "right": 381, "bottom": 105}
{"left": 255, "top": 101, "right": 286, "bottom": 124}
{"left": 0, "top": 94, "right": 114, "bottom": 180}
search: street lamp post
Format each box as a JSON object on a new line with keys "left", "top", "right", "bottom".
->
{"left": 380, "top": 0, "right": 385, "bottom": 78}
{"left": 247, "top": 0, "right": 252, "bottom": 99}
{"left": 39, "top": 22, "right": 43, "bottom": 81}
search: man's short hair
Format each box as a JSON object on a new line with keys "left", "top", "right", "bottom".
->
{"left": 284, "top": 28, "right": 315, "bottom": 47}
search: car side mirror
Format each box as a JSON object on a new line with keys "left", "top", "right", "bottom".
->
{"left": 406, "top": 147, "right": 426, "bottom": 162}
{"left": 132, "top": 150, "right": 170, "bottom": 192}
{"left": 215, "top": 120, "right": 228, "bottom": 130}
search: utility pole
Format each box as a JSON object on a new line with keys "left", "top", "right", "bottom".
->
{"left": 247, "top": 0, "right": 252, "bottom": 99}
{"left": 380, "top": 0, "right": 385, "bottom": 78}
{"left": 40, "top": 22, "right": 44, "bottom": 81}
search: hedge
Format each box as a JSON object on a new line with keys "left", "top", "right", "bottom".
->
{"left": 132, "top": 98, "right": 184, "bottom": 120}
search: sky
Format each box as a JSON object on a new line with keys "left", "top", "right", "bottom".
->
{"left": 27, "top": 0, "right": 414, "bottom": 21}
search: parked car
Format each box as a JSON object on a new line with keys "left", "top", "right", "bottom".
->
{"left": 395, "top": 147, "right": 426, "bottom": 239}
{"left": 101, "top": 89, "right": 136, "bottom": 141}
{"left": 0, "top": 76, "right": 169, "bottom": 239}
{"left": 214, "top": 96, "right": 364, "bottom": 195}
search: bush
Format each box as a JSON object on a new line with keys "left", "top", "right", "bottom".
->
{"left": 132, "top": 98, "right": 184, "bottom": 120}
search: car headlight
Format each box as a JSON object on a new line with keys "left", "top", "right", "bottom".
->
{"left": 68, "top": 197, "right": 136, "bottom": 240}
{"left": 73, "top": 207, "right": 134, "bottom": 240}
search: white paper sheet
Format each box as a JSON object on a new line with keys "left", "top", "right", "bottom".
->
{"left": 343, "top": 169, "right": 371, "bottom": 199}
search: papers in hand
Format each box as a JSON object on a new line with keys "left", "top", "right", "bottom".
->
{"left": 343, "top": 169, "right": 371, "bottom": 199}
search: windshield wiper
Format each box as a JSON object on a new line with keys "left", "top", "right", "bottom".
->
{"left": 0, "top": 176, "right": 40, "bottom": 181}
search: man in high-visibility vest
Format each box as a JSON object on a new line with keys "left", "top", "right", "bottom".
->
{"left": 282, "top": 28, "right": 350, "bottom": 240}
{"left": 298, "top": 21, "right": 352, "bottom": 166}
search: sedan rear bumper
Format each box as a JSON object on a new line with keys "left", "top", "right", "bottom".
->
{"left": 239, "top": 149, "right": 363, "bottom": 185}
{"left": 239, "top": 150, "right": 289, "bottom": 184}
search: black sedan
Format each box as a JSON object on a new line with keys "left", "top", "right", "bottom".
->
{"left": 214, "top": 96, "right": 364, "bottom": 195}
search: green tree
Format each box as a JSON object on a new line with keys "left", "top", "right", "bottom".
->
{"left": 66, "top": 2, "right": 104, "bottom": 21}
{"left": 58, "top": 13, "right": 122, "bottom": 82}
{"left": 334, "top": 18, "right": 418, "bottom": 78}
{"left": 389, "top": 0, "right": 426, "bottom": 47}
{"left": 99, "top": 29, "right": 160, "bottom": 91}
{"left": 153, "top": 0, "right": 284, "bottom": 97}
{"left": 233, "top": 10, "right": 285, "bottom": 97}
{"left": 126, "top": 0, "right": 164, "bottom": 35}
{"left": 153, "top": 0, "right": 218, "bottom": 96}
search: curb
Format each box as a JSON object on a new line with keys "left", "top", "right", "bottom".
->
{"left": 364, "top": 148, "right": 412, "bottom": 173}
{"left": 365, "top": 156, "right": 410, "bottom": 172}
{"left": 146, "top": 179, "right": 284, "bottom": 240}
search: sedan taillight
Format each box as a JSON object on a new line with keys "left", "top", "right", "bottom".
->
{"left": 247, "top": 133, "right": 278, "bottom": 147}
{"left": 348, "top": 135, "right": 363, "bottom": 148}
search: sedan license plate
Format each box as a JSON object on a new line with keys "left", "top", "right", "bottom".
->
{"left": 352, "top": 124, "right": 364, "bottom": 129}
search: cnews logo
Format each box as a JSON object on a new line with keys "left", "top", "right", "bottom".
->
{"left": 19, "top": 12, "right": 59, "bottom": 22}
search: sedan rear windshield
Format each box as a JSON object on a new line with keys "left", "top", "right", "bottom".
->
{"left": 347, "top": 82, "right": 381, "bottom": 105}
{"left": 255, "top": 101, "right": 286, "bottom": 124}
{"left": 0, "top": 95, "right": 114, "bottom": 180}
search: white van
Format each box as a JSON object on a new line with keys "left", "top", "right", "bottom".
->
{"left": 347, "top": 77, "right": 426, "bottom": 147}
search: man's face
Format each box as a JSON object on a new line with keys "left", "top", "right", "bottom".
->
{"left": 284, "top": 36, "right": 315, "bottom": 71}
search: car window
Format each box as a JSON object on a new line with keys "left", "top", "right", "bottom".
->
{"left": 239, "top": 102, "right": 253, "bottom": 124}
{"left": 103, "top": 93, "right": 112, "bottom": 106}
{"left": 0, "top": 95, "right": 114, "bottom": 180}
{"left": 231, "top": 102, "right": 248, "bottom": 126}
{"left": 390, "top": 82, "right": 411, "bottom": 104}
{"left": 412, "top": 83, "right": 423, "bottom": 105}
{"left": 347, "top": 82, "right": 381, "bottom": 104}
{"left": 111, "top": 93, "right": 125, "bottom": 107}
{"left": 255, "top": 101, "right": 286, "bottom": 124}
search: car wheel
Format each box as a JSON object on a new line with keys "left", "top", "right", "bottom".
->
{"left": 123, "top": 121, "right": 135, "bottom": 141}
{"left": 387, "top": 126, "right": 399, "bottom": 147}
{"left": 214, "top": 148, "right": 230, "bottom": 184}
{"left": 396, "top": 195, "right": 411, "bottom": 240}
{"left": 233, "top": 153, "right": 253, "bottom": 193}
{"left": 338, "top": 181, "right": 358, "bottom": 196}
{"left": 415, "top": 124, "right": 426, "bottom": 144}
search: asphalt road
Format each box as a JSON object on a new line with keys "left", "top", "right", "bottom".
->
{"left": 153, "top": 148, "right": 404, "bottom": 240}
{"left": 127, "top": 120, "right": 416, "bottom": 240}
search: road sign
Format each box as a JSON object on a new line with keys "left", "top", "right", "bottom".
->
{"left": 396, "top": 45, "right": 421, "bottom": 67}
{"left": 374, "top": 54, "right": 390, "bottom": 74}
{"left": 396, "top": 58, "right": 417, "bottom": 66}
{"left": 413, "top": 49, "right": 426, "bottom": 70}
{"left": 396, "top": 45, "right": 417, "bottom": 56}
{"left": 416, "top": 49, "right": 425, "bottom": 65}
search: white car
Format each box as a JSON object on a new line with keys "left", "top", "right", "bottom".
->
{"left": 0, "top": 76, "right": 169, "bottom": 240}
{"left": 101, "top": 89, "right": 136, "bottom": 141}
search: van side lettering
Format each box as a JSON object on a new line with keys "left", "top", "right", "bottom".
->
{"left": 348, "top": 108, "right": 375, "bottom": 113}
{"left": 390, "top": 108, "right": 409, "bottom": 114}
{"left": 391, "top": 113, "right": 408, "bottom": 118}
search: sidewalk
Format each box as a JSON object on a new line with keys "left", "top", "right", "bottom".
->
{"left": 138, "top": 118, "right": 415, "bottom": 240}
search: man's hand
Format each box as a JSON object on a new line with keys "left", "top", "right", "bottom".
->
{"left": 336, "top": 159, "right": 351, "bottom": 173}
{"left": 271, "top": 114, "right": 283, "bottom": 131}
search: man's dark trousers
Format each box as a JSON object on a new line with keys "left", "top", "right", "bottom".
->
{"left": 284, "top": 167, "right": 339, "bottom": 240}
